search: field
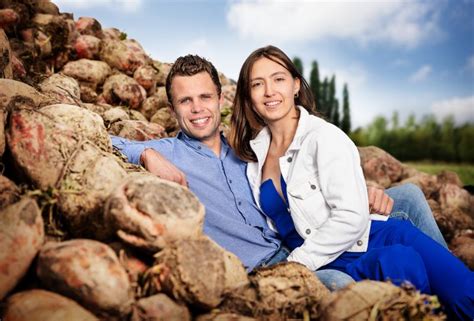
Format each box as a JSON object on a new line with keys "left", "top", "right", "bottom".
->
{"left": 405, "top": 162, "right": 474, "bottom": 186}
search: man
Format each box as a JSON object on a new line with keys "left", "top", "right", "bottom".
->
{"left": 112, "top": 54, "right": 447, "bottom": 289}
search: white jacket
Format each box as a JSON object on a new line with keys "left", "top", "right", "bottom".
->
{"left": 247, "top": 106, "right": 383, "bottom": 271}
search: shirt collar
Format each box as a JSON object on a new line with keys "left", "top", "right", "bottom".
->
{"left": 177, "top": 130, "right": 229, "bottom": 159}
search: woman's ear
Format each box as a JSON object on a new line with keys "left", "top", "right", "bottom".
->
{"left": 294, "top": 78, "right": 301, "bottom": 96}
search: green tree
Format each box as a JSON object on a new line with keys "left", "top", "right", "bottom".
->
{"left": 320, "top": 77, "right": 329, "bottom": 118}
{"left": 333, "top": 98, "right": 340, "bottom": 127}
{"left": 341, "top": 84, "right": 351, "bottom": 133}
{"left": 328, "top": 75, "right": 336, "bottom": 122}
{"left": 292, "top": 57, "right": 303, "bottom": 76}
{"left": 458, "top": 124, "right": 474, "bottom": 162}
{"left": 309, "top": 61, "right": 321, "bottom": 110}
{"left": 439, "top": 116, "right": 456, "bottom": 162}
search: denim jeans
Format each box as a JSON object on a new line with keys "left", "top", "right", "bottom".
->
{"left": 386, "top": 183, "right": 448, "bottom": 248}
{"left": 264, "top": 183, "right": 448, "bottom": 291}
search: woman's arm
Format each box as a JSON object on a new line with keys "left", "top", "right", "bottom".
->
{"left": 287, "top": 125, "right": 370, "bottom": 270}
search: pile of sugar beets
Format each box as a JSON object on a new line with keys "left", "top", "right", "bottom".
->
{"left": 0, "top": 0, "right": 472, "bottom": 320}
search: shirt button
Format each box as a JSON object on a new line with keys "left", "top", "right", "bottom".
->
{"left": 310, "top": 184, "right": 316, "bottom": 190}
{"left": 305, "top": 229, "right": 311, "bottom": 235}
{"left": 197, "top": 146, "right": 202, "bottom": 150}
{"left": 287, "top": 208, "right": 291, "bottom": 213}
{"left": 229, "top": 179, "right": 232, "bottom": 184}
{"left": 238, "top": 201, "right": 242, "bottom": 206}
{"left": 287, "top": 157, "right": 293, "bottom": 163}
{"left": 357, "top": 240, "right": 363, "bottom": 246}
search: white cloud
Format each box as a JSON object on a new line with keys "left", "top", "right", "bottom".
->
{"left": 410, "top": 65, "right": 432, "bottom": 82}
{"left": 432, "top": 96, "right": 474, "bottom": 125}
{"left": 54, "top": 0, "right": 143, "bottom": 12}
{"left": 226, "top": 0, "right": 443, "bottom": 48}
{"left": 466, "top": 54, "right": 474, "bottom": 72}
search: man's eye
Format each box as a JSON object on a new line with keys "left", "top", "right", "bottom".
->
{"left": 180, "top": 98, "right": 191, "bottom": 104}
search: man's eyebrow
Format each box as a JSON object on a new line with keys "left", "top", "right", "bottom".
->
{"left": 176, "top": 95, "right": 191, "bottom": 102}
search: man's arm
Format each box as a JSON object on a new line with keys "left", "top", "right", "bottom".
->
{"left": 140, "top": 148, "right": 187, "bottom": 187}
{"left": 367, "top": 186, "right": 394, "bottom": 215}
{"left": 111, "top": 136, "right": 187, "bottom": 187}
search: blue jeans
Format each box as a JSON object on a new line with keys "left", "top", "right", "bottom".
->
{"left": 266, "top": 183, "right": 448, "bottom": 291}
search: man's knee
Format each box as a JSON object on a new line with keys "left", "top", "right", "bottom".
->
{"left": 315, "top": 269, "right": 355, "bottom": 291}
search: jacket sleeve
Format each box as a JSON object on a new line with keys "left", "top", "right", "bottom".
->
{"left": 286, "top": 126, "right": 370, "bottom": 271}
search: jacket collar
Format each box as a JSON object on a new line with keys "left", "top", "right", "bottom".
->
{"left": 249, "top": 106, "right": 310, "bottom": 162}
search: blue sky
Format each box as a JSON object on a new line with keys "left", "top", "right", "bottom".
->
{"left": 54, "top": 0, "right": 474, "bottom": 129}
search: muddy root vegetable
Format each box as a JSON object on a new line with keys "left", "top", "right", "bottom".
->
{"left": 61, "top": 58, "right": 111, "bottom": 90}
{"left": 75, "top": 17, "right": 103, "bottom": 38}
{"left": 108, "top": 119, "right": 166, "bottom": 141}
{"left": 39, "top": 74, "right": 81, "bottom": 105}
{"left": 358, "top": 146, "right": 404, "bottom": 188}
{"left": 37, "top": 239, "right": 133, "bottom": 317}
{"left": 102, "top": 73, "right": 147, "bottom": 109}
{"left": 39, "top": 103, "right": 112, "bottom": 151}
{"left": 1, "top": 28, "right": 13, "bottom": 79}
{"left": 3, "top": 289, "right": 99, "bottom": 321}
{"left": 0, "top": 198, "right": 44, "bottom": 300}
{"left": 131, "top": 294, "right": 191, "bottom": 321}
{"left": 196, "top": 312, "right": 257, "bottom": 321}
{"left": 139, "top": 87, "right": 168, "bottom": 120}
{"left": 100, "top": 39, "right": 149, "bottom": 75}
{"left": 221, "top": 262, "right": 329, "bottom": 320}
{"left": 450, "top": 231, "right": 474, "bottom": 269}
{"left": 319, "top": 280, "right": 445, "bottom": 321}
{"left": 73, "top": 34, "right": 101, "bottom": 60}
{"left": 146, "top": 236, "right": 249, "bottom": 310}
{"left": 0, "top": 175, "right": 20, "bottom": 209}
{"left": 150, "top": 107, "right": 178, "bottom": 133}
{"left": 133, "top": 64, "right": 158, "bottom": 93}
{"left": 105, "top": 173, "right": 204, "bottom": 252}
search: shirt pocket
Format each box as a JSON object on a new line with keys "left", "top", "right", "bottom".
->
{"left": 288, "top": 175, "right": 327, "bottom": 228}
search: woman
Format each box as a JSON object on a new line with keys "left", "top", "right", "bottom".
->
{"left": 229, "top": 45, "right": 473, "bottom": 320}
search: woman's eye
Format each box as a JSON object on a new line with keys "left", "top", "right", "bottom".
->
{"left": 276, "top": 77, "right": 285, "bottom": 82}
{"left": 251, "top": 82, "right": 262, "bottom": 88}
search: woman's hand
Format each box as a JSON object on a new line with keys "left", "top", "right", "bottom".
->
{"left": 367, "top": 186, "right": 394, "bottom": 215}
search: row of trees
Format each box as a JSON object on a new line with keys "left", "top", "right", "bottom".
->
{"left": 350, "top": 113, "right": 474, "bottom": 162}
{"left": 292, "top": 57, "right": 472, "bottom": 163}
{"left": 293, "top": 57, "right": 351, "bottom": 134}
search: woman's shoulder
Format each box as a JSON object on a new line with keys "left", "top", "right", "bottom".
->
{"left": 305, "top": 115, "right": 350, "bottom": 142}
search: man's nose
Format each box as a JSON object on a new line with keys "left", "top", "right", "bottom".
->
{"left": 191, "top": 102, "right": 203, "bottom": 113}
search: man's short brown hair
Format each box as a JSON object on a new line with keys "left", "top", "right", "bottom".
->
{"left": 165, "top": 55, "right": 222, "bottom": 104}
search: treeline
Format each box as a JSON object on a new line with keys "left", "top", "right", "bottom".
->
{"left": 292, "top": 57, "right": 351, "bottom": 134}
{"left": 350, "top": 112, "right": 474, "bottom": 163}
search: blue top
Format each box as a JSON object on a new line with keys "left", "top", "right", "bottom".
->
{"left": 111, "top": 133, "right": 281, "bottom": 271}
{"left": 260, "top": 176, "right": 304, "bottom": 251}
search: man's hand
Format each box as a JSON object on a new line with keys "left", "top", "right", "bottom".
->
{"left": 367, "top": 186, "right": 394, "bottom": 215}
{"left": 140, "top": 148, "right": 188, "bottom": 187}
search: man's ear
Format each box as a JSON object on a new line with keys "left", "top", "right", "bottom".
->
{"left": 168, "top": 102, "right": 175, "bottom": 117}
{"left": 219, "top": 92, "right": 224, "bottom": 107}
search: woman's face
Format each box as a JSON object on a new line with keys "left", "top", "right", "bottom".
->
{"left": 249, "top": 57, "right": 300, "bottom": 124}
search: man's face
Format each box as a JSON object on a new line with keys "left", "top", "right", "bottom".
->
{"left": 169, "top": 72, "right": 223, "bottom": 145}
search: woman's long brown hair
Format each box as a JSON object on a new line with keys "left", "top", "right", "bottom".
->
{"left": 229, "top": 45, "right": 317, "bottom": 162}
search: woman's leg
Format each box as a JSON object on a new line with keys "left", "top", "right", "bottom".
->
{"left": 386, "top": 183, "right": 448, "bottom": 248}
{"left": 324, "top": 244, "right": 431, "bottom": 293}
{"left": 372, "top": 219, "right": 474, "bottom": 320}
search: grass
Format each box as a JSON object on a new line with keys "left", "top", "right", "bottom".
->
{"left": 405, "top": 162, "right": 474, "bottom": 186}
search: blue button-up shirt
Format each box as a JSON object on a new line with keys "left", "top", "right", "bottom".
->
{"left": 111, "top": 132, "right": 281, "bottom": 271}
